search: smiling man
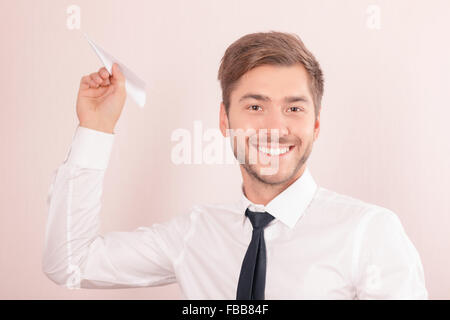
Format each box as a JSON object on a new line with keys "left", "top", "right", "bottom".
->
{"left": 220, "top": 63, "right": 318, "bottom": 204}
{"left": 43, "top": 31, "right": 428, "bottom": 299}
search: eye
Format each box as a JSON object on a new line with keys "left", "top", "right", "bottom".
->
{"left": 287, "top": 106, "right": 302, "bottom": 112}
{"left": 248, "top": 105, "right": 262, "bottom": 111}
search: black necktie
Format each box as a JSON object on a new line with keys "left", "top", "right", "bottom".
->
{"left": 236, "top": 208, "right": 275, "bottom": 300}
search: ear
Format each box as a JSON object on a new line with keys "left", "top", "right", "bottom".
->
{"left": 313, "top": 107, "right": 321, "bottom": 141}
{"left": 219, "top": 102, "right": 230, "bottom": 137}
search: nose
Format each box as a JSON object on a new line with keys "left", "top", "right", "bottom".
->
{"left": 263, "top": 109, "right": 289, "bottom": 138}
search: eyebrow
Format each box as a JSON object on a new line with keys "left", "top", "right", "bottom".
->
{"left": 238, "top": 93, "right": 310, "bottom": 104}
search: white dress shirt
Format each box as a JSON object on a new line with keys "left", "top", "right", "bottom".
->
{"left": 42, "top": 125, "right": 428, "bottom": 299}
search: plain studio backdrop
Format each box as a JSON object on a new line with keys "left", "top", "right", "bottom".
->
{"left": 0, "top": 0, "right": 449, "bottom": 299}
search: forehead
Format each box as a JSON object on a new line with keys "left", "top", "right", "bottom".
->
{"left": 231, "top": 63, "right": 312, "bottom": 103}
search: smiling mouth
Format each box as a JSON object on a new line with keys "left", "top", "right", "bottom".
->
{"left": 253, "top": 144, "right": 295, "bottom": 157}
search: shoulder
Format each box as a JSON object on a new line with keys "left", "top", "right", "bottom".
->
{"left": 311, "top": 186, "right": 401, "bottom": 227}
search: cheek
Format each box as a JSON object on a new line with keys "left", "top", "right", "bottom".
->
{"left": 290, "top": 117, "right": 315, "bottom": 134}
{"left": 289, "top": 123, "right": 310, "bottom": 137}
{"left": 229, "top": 112, "right": 262, "bottom": 132}
{"left": 227, "top": 110, "right": 243, "bottom": 127}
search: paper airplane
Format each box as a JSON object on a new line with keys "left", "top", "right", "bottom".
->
{"left": 84, "top": 33, "right": 146, "bottom": 108}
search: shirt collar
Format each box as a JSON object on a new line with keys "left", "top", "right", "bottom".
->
{"left": 238, "top": 167, "right": 318, "bottom": 229}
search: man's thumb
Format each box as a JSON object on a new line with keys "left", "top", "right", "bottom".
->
{"left": 112, "top": 63, "right": 125, "bottom": 86}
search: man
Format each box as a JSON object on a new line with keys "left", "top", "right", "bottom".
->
{"left": 42, "top": 31, "right": 428, "bottom": 299}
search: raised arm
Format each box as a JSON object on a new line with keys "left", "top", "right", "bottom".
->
{"left": 42, "top": 65, "right": 192, "bottom": 289}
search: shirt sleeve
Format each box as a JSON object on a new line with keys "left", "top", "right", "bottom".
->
{"left": 352, "top": 208, "right": 428, "bottom": 299}
{"left": 42, "top": 125, "right": 192, "bottom": 289}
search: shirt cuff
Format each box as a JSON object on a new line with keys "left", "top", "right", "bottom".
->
{"left": 63, "top": 125, "right": 115, "bottom": 170}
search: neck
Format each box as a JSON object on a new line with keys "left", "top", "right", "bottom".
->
{"left": 241, "top": 164, "right": 307, "bottom": 206}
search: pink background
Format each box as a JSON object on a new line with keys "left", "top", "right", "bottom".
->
{"left": 1, "top": 0, "right": 449, "bottom": 299}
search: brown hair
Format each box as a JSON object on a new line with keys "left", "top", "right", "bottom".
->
{"left": 217, "top": 31, "right": 324, "bottom": 118}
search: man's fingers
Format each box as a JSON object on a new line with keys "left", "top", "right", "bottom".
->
{"left": 84, "top": 85, "right": 111, "bottom": 96}
{"left": 88, "top": 78, "right": 99, "bottom": 88}
{"left": 111, "top": 63, "right": 126, "bottom": 86}
{"left": 92, "top": 70, "right": 111, "bottom": 86}
{"left": 100, "top": 76, "right": 111, "bottom": 86}
{"left": 98, "top": 67, "right": 110, "bottom": 80}
{"left": 80, "top": 75, "right": 90, "bottom": 86}
{"left": 80, "top": 75, "right": 97, "bottom": 89}
{"left": 80, "top": 69, "right": 113, "bottom": 90}
{"left": 90, "top": 73, "right": 103, "bottom": 85}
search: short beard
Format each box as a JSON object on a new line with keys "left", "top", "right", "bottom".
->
{"left": 242, "top": 138, "right": 313, "bottom": 186}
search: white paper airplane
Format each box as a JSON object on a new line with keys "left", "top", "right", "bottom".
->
{"left": 84, "top": 33, "right": 146, "bottom": 108}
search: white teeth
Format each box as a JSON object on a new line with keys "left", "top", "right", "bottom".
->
{"left": 257, "top": 146, "right": 290, "bottom": 156}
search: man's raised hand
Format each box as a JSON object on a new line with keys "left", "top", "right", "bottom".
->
{"left": 76, "top": 63, "right": 127, "bottom": 134}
